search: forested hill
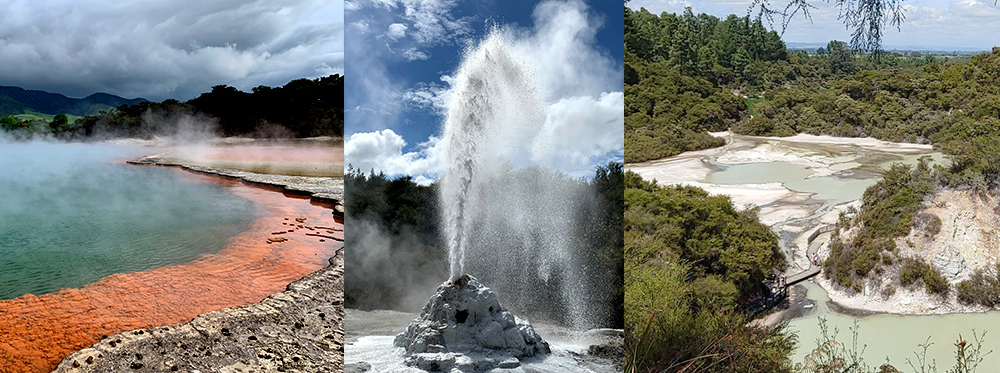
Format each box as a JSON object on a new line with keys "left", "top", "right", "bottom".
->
{"left": 0, "top": 75, "right": 344, "bottom": 140}
{"left": 0, "top": 86, "right": 146, "bottom": 119}
{"left": 76, "top": 74, "right": 344, "bottom": 139}
{"left": 625, "top": 7, "right": 793, "bottom": 163}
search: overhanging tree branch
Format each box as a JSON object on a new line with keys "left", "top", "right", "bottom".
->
{"left": 748, "top": 0, "right": 906, "bottom": 55}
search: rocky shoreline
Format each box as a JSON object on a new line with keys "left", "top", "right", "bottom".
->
{"left": 128, "top": 153, "right": 345, "bottom": 216}
{"left": 802, "top": 187, "right": 1000, "bottom": 316}
{"left": 53, "top": 250, "right": 345, "bottom": 372}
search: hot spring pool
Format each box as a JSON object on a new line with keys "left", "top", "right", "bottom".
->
{"left": 0, "top": 142, "right": 256, "bottom": 300}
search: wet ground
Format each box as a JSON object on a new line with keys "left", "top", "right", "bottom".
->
{"left": 344, "top": 309, "right": 622, "bottom": 373}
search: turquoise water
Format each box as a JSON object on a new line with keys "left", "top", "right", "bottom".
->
{"left": 0, "top": 142, "right": 256, "bottom": 299}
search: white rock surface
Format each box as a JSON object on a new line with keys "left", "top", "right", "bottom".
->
{"left": 394, "top": 275, "right": 550, "bottom": 372}
{"left": 933, "top": 245, "right": 966, "bottom": 280}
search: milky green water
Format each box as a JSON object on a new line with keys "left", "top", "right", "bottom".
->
{"left": 789, "top": 282, "right": 998, "bottom": 369}
{"left": 0, "top": 142, "right": 256, "bottom": 300}
{"left": 708, "top": 162, "right": 877, "bottom": 205}
{"left": 704, "top": 154, "right": 1000, "bottom": 368}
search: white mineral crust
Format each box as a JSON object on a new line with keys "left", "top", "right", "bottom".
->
{"left": 394, "top": 274, "right": 550, "bottom": 372}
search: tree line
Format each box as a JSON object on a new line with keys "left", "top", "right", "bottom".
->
{"left": 0, "top": 75, "right": 344, "bottom": 140}
{"left": 343, "top": 163, "right": 624, "bottom": 329}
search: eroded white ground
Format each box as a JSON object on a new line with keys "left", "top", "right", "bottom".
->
{"left": 627, "top": 133, "right": 946, "bottom": 314}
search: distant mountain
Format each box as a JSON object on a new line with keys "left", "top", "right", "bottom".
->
{"left": 0, "top": 86, "right": 146, "bottom": 118}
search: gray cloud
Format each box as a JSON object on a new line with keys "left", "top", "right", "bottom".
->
{"left": 0, "top": 0, "right": 344, "bottom": 101}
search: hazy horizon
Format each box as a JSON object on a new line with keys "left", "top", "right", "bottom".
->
{"left": 628, "top": 0, "right": 1000, "bottom": 51}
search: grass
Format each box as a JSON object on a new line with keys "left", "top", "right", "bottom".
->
{"left": 745, "top": 97, "right": 764, "bottom": 117}
{"left": 13, "top": 111, "right": 83, "bottom": 123}
{"left": 19, "top": 111, "right": 82, "bottom": 123}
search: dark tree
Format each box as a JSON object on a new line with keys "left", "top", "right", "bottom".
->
{"left": 70, "top": 75, "right": 344, "bottom": 139}
{"left": 827, "top": 40, "right": 856, "bottom": 74}
{"left": 49, "top": 114, "right": 69, "bottom": 132}
{"left": 0, "top": 116, "right": 18, "bottom": 131}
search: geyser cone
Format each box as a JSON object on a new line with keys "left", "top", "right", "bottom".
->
{"left": 394, "top": 275, "right": 549, "bottom": 371}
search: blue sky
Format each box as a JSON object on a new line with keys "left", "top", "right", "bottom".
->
{"left": 629, "top": 0, "right": 1000, "bottom": 51}
{"left": 344, "top": 0, "right": 625, "bottom": 184}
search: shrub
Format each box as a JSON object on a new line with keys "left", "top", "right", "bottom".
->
{"left": 913, "top": 212, "right": 943, "bottom": 238}
{"left": 625, "top": 172, "right": 792, "bottom": 372}
{"left": 957, "top": 264, "right": 1000, "bottom": 307}
{"left": 824, "top": 161, "right": 936, "bottom": 291}
{"left": 899, "top": 257, "right": 950, "bottom": 297}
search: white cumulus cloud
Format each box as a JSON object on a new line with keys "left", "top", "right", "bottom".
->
{"left": 532, "top": 92, "right": 625, "bottom": 171}
{"left": 345, "top": 129, "right": 444, "bottom": 181}
{"left": 402, "top": 48, "right": 431, "bottom": 61}
{"left": 387, "top": 23, "right": 408, "bottom": 39}
{"left": 349, "top": 0, "right": 624, "bottom": 181}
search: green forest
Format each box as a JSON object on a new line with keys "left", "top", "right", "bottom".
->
{"left": 623, "top": 7, "right": 968, "bottom": 163}
{"left": 344, "top": 162, "right": 625, "bottom": 329}
{"left": 0, "top": 75, "right": 344, "bottom": 140}
{"left": 625, "top": 3, "right": 1000, "bottom": 372}
{"left": 625, "top": 171, "right": 795, "bottom": 372}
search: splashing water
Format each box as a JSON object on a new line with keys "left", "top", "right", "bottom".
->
{"left": 440, "top": 30, "right": 545, "bottom": 283}
{"left": 438, "top": 30, "right": 600, "bottom": 329}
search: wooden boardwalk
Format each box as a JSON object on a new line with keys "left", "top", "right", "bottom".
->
{"left": 746, "top": 225, "right": 835, "bottom": 318}
{"left": 787, "top": 225, "right": 836, "bottom": 285}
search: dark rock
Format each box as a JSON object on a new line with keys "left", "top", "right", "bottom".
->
{"left": 344, "top": 362, "right": 371, "bottom": 373}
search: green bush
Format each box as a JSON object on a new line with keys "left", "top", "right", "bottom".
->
{"left": 913, "top": 212, "right": 943, "bottom": 237}
{"left": 625, "top": 172, "right": 792, "bottom": 372}
{"left": 957, "top": 264, "right": 1000, "bottom": 307}
{"left": 899, "top": 257, "right": 949, "bottom": 297}
{"left": 824, "top": 161, "right": 936, "bottom": 291}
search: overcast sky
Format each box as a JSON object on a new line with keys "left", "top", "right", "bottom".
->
{"left": 629, "top": 0, "right": 999, "bottom": 51}
{"left": 0, "top": 0, "right": 344, "bottom": 101}
{"left": 344, "top": 0, "right": 624, "bottom": 184}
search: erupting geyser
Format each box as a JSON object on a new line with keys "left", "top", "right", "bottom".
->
{"left": 394, "top": 30, "right": 557, "bottom": 370}
{"left": 439, "top": 29, "right": 546, "bottom": 283}
{"left": 394, "top": 275, "right": 550, "bottom": 371}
